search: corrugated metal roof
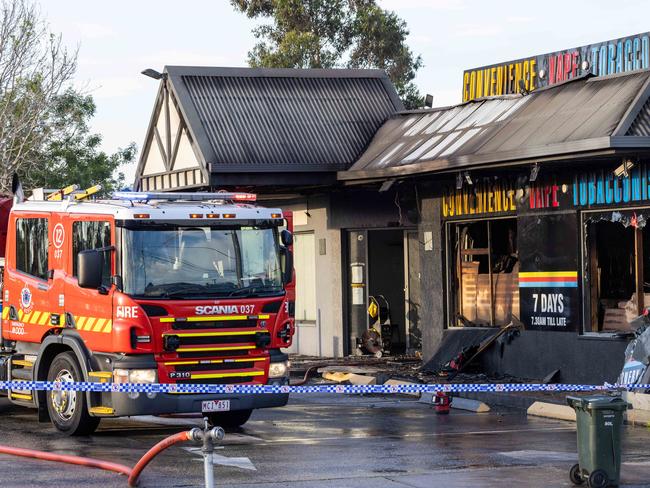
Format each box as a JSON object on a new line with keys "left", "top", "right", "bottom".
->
{"left": 628, "top": 98, "right": 650, "bottom": 136}
{"left": 342, "top": 70, "right": 650, "bottom": 181}
{"left": 166, "top": 66, "right": 402, "bottom": 173}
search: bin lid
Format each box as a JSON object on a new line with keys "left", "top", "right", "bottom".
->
{"left": 566, "top": 395, "right": 630, "bottom": 411}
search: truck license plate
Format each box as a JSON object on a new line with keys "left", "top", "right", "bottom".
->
{"left": 202, "top": 400, "right": 230, "bottom": 412}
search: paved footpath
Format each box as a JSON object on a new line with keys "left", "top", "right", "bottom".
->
{"left": 0, "top": 394, "right": 648, "bottom": 487}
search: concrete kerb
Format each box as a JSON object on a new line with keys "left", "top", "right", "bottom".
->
{"left": 527, "top": 401, "right": 577, "bottom": 422}
{"left": 527, "top": 399, "right": 650, "bottom": 427}
{"left": 623, "top": 392, "right": 650, "bottom": 427}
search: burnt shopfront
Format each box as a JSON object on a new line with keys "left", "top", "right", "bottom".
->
{"left": 436, "top": 161, "right": 650, "bottom": 382}
{"left": 341, "top": 67, "right": 650, "bottom": 383}
{"left": 445, "top": 164, "right": 650, "bottom": 333}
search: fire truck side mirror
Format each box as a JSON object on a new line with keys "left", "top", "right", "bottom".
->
{"left": 279, "top": 246, "right": 293, "bottom": 285}
{"left": 280, "top": 229, "right": 293, "bottom": 246}
{"left": 78, "top": 249, "right": 103, "bottom": 289}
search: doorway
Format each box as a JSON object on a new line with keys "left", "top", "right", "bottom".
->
{"left": 345, "top": 228, "right": 421, "bottom": 355}
{"left": 368, "top": 230, "right": 406, "bottom": 354}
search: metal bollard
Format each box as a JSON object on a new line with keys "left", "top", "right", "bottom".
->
{"left": 189, "top": 418, "right": 225, "bottom": 488}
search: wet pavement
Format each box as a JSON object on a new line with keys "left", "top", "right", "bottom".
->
{"left": 0, "top": 394, "right": 648, "bottom": 487}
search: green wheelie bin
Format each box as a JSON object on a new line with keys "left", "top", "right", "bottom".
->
{"left": 566, "top": 395, "right": 630, "bottom": 488}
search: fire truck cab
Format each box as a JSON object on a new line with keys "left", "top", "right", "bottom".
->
{"left": 0, "top": 190, "right": 295, "bottom": 435}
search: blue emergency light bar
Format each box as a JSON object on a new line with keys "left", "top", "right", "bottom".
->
{"left": 112, "top": 191, "right": 257, "bottom": 202}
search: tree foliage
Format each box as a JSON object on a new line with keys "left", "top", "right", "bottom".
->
{"left": 232, "top": 0, "right": 423, "bottom": 108}
{"left": 23, "top": 89, "right": 135, "bottom": 194}
{"left": 0, "top": 0, "right": 77, "bottom": 192}
{"left": 0, "top": 0, "right": 134, "bottom": 194}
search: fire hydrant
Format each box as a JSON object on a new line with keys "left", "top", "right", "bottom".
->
{"left": 432, "top": 392, "right": 452, "bottom": 414}
{"left": 189, "top": 418, "right": 225, "bottom": 488}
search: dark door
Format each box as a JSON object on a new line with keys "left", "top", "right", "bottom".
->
{"left": 368, "top": 230, "right": 406, "bottom": 354}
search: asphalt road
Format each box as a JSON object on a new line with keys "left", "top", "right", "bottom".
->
{"left": 0, "top": 394, "right": 648, "bottom": 487}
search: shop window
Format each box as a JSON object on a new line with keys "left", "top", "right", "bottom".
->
{"left": 449, "top": 218, "right": 518, "bottom": 327}
{"left": 16, "top": 218, "right": 49, "bottom": 280}
{"left": 585, "top": 219, "right": 646, "bottom": 332}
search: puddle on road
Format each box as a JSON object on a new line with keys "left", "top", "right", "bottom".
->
{"left": 182, "top": 448, "right": 257, "bottom": 471}
{"left": 498, "top": 450, "right": 576, "bottom": 463}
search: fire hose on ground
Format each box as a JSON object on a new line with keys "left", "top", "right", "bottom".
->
{"left": 0, "top": 418, "right": 224, "bottom": 487}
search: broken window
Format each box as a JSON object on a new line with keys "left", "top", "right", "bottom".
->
{"left": 449, "top": 218, "right": 519, "bottom": 327}
{"left": 585, "top": 211, "right": 648, "bottom": 332}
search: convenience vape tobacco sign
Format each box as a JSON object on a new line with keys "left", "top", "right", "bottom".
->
{"left": 463, "top": 31, "right": 650, "bottom": 102}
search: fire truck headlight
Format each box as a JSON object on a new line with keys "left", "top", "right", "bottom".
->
{"left": 113, "top": 368, "right": 158, "bottom": 384}
{"left": 268, "top": 361, "right": 289, "bottom": 378}
{"left": 129, "top": 369, "right": 158, "bottom": 384}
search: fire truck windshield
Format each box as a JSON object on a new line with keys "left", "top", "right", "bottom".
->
{"left": 121, "top": 224, "right": 283, "bottom": 299}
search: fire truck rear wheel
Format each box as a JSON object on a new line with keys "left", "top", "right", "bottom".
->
{"left": 207, "top": 409, "right": 253, "bottom": 428}
{"left": 46, "top": 352, "right": 100, "bottom": 436}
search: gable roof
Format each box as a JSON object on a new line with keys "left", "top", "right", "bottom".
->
{"left": 340, "top": 69, "right": 650, "bottom": 182}
{"left": 135, "top": 66, "right": 402, "bottom": 191}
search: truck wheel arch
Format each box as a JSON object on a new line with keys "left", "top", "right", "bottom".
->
{"left": 33, "top": 332, "right": 94, "bottom": 420}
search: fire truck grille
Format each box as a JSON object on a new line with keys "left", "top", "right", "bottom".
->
{"left": 173, "top": 361, "right": 256, "bottom": 372}
{"left": 177, "top": 350, "right": 249, "bottom": 359}
{"left": 177, "top": 376, "right": 261, "bottom": 385}
{"left": 167, "top": 357, "right": 267, "bottom": 385}
{"left": 171, "top": 319, "right": 257, "bottom": 330}
{"left": 176, "top": 334, "right": 257, "bottom": 346}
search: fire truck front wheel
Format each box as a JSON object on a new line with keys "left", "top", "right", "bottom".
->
{"left": 207, "top": 409, "right": 253, "bottom": 429}
{"left": 46, "top": 352, "right": 100, "bottom": 436}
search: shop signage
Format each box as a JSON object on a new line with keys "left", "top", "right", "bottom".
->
{"left": 528, "top": 183, "right": 562, "bottom": 209}
{"left": 573, "top": 164, "right": 650, "bottom": 207}
{"left": 441, "top": 179, "right": 516, "bottom": 218}
{"left": 520, "top": 271, "right": 577, "bottom": 328}
{"left": 444, "top": 164, "right": 650, "bottom": 219}
{"left": 518, "top": 214, "right": 579, "bottom": 332}
{"left": 463, "top": 32, "right": 650, "bottom": 102}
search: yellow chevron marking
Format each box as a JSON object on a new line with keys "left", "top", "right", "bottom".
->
{"left": 22, "top": 312, "right": 32, "bottom": 323}
{"left": 84, "top": 318, "right": 96, "bottom": 331}
{"left": 76, "top": 317, "right": 86, "bottom": 329}
{"left": 93, "top": 318, "right": 106, "bottom": 332}
{"left": 30, "top": 311, "right": 41, "bottom": 324}
{"left": 103, "top": 320, "right": 112, "bottom": 333}
{"left": 39, "top": 313, "right": 50, "bottom": 326}
{"left": 2, "top": 307, "right": 8, "bottom": 319}
{"left": 18, "top": 309, "right": 23, "bottom": 320}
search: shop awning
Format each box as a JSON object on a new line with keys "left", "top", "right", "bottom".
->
{"left": 340, "top": 70, "right": 650, "bottom": 182}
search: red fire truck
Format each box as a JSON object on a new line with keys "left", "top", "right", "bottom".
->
{"left": 0, "top": 188, "right": 295, "bottom": 435}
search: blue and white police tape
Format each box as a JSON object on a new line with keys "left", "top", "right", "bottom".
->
{"left": 1, "top": 380, "right": 649, "bottom": 395}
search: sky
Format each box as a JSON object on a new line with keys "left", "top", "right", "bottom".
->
{"left": 39, "top": 0, "right": 650, "bottom": 185}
